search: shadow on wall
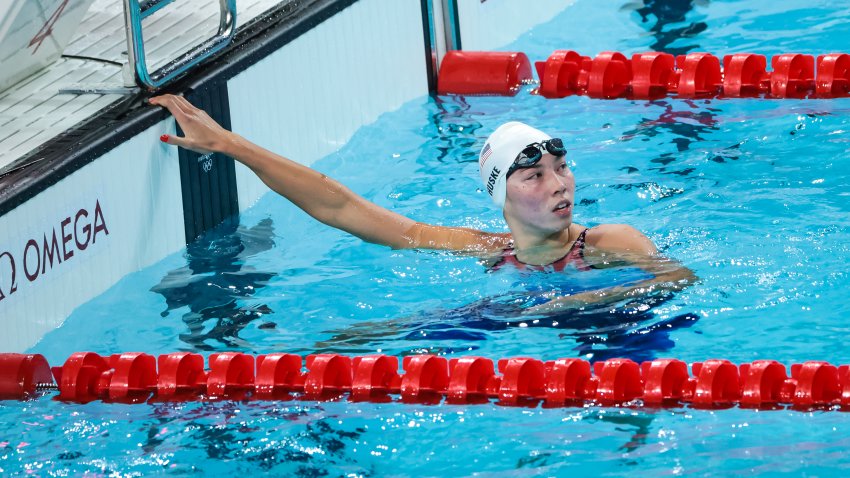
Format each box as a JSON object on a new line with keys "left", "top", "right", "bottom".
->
{"left": 151, "top": 218, "right": 278, "bottom": 350}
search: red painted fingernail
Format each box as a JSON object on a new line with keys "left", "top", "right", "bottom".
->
{"left": 160, "top": 134, "right": 169, "bottom": 142}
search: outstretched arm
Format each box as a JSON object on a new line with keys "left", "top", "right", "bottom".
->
{"left": 150, "top": 95, "right": 504, "bottom": 252}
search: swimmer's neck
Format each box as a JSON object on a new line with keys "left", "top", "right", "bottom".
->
{"left": 508, "top": 224, "right": 580, "bottom": 263}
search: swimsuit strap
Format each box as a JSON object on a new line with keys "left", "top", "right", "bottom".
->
{"left": 572, "top": 228, "right": 589, "bottom": 249}
{"left": 548, "top": 227, "right": 591, "bottom": 272}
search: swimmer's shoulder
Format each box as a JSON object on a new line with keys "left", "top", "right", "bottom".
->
{"left": 583, "top": 223, "right": 657, "bottom": 256}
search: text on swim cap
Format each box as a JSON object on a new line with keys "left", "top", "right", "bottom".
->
{"left": 486, "top": 167, "right": 501, "bottom": 196}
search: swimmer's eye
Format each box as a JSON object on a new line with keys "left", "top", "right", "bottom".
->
{"left": 524, "top": 171, "right": 542, "bottom": 180}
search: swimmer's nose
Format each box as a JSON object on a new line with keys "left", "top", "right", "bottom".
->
{"left": 549, "top": 170, "right": 568, "bottom": 195}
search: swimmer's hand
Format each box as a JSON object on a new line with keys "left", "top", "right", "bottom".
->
{"left": 149, "top": 94, "right": 236, "bottom": 155}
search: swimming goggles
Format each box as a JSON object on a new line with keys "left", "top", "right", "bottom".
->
{"left": 506, "top": 138, "right": 566, "bottom": 177}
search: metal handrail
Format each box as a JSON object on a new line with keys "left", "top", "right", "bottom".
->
{"left": 122, "top": 0, "right": 237, "bottom": 90}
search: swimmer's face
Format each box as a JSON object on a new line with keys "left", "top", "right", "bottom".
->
{"left": 503, "top": 153, "right": 574, "bottom": 234}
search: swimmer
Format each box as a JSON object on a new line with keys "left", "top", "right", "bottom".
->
{"left": 150, "top": 94, "right": 697, "bottom": 311}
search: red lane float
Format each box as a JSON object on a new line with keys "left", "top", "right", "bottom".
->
{"left": 53, "top": 352, "right": 110, "bottom": 403}
{"left": 771, "top": 54, "right": 815, "bottom": 98}
{"left": 544, "top": 358, "right": 593, "bottom": 405}
{"left": 689, "top": 359, "right": 741, "bottom": 407}
{"left": 400, "top": 355, "right": 448, "bottom": 403}
{"left": 207, "top": 352, "right": 254, "bottom": 398}
{"left": 788, "top": 361, "right": 840, "bottom": 407}
{"left": 0, "top": 353, "right": 53, "bottom": 400}
{"left": 739, "top": 360, "right": 786, "bottom": 407}
{"left": 594, "top": 358, "right": 643, "bottom": 403}
{"left": 534, "top": 50, "right": 588, "bottom": 98}
{"left": 437, "top": 51, "right": 532, "bottom": 96}
{"left": 255, "top": 353, "right": 302, "bottom": 399}
{"left": 304, "top": 354, "right": 352, "bottom": 399}
{"left": 676, "top": 52, "right": 722, "bottom": 97}
{"left": 438, "top": 50, "right": 850, "bottom": 99}
{"left": 107, "top": 352, "right": 157, "bottom": 402}
{"left": 497, "top": 357, "right": 546, "bottom": 406}
{"left": 817, "top": 53, "right": 850, "bottom": 97}
{"left": 631, "top": 52, "right": 676, "bottom": 99}
{"left": 639, "top": 358, "right": 687, "bottom": 404}
{"left": 447, "top": 356, "right": 499, "bottom": 404}
{"left": 5, "top": 352, "right": 850, "bottom": 410}
{"left": 722, "top": 53, "right": 769, "bottom": 97}
{"left": 157, "top": 352, "right": 207, "bottom": 398}
{"left": 588, "top": 51, "right": 632, "bottom": 99}
{"left": 352, "top": 355, "right": 401, "bottom": 402}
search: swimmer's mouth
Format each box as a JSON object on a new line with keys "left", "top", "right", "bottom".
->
{"left": 553, "top": 200, "right": 572, "bottom": 212}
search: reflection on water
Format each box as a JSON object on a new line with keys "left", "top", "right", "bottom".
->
{"left": 620, "top": 100, "right": 720, "bottom": 177}
{"left": 430, "top": 96, "right": 485, "bottom": 165}
{"left": 626, "top": 0, "right": 709, "bottom": 54}
{"left": 620, "top": 101, "right": 718, "bottom": 145}
{"left": 151, "top": 218, "right": 278, "bottom": 350}
{"left": 137, "top": 402, "right": 367, "bottom": 477}
{"left": 584, "top": 411, "right": 655, "bottom": 454}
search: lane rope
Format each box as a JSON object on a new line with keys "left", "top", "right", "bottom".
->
{"left": 2, "top": 352, "right": 849, "bottom": 410}
{"left": 437, "top": 50, "right": 850, "bottom": 99}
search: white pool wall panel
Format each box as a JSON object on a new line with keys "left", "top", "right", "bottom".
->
{"left": 228, "top": 0, "right": 430, "bottom": 210}
{"left": 0, "top": 124, "right": 184, "bottom": 352}
{"left": 455, "top": 0, "right": 577, "bottom": 51}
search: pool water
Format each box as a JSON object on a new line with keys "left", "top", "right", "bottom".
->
{"left": 5, "top": 0, "right": 850, "bottom": 475}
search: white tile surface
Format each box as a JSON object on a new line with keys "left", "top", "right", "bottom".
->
{"left": 0, "top": 0, "right": 284, "bottom": 171}
{"left": 0, "top": 0, "right": 97, "bottom": 91}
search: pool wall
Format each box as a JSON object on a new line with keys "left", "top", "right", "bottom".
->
{"left": 0, "top": 126, "right": 185, "bottom": 352}
{"left": 228, "top": 0, "right": 429, "bottom": 209}
{"left": 0, "top": 0, "right": 574, "bottom": 352}
{"left": 456, "top": 0, "right": 576, "bottom": 51}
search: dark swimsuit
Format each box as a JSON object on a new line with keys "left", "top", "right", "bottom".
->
{"left": 490, "top": 228, "right": 592, "bottom": 272}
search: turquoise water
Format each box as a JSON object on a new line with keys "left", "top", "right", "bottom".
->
{"left": 5, "top": 0, "right": 850, "bottom": 475}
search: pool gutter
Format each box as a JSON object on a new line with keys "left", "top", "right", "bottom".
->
{"left": 0, "top": 0, "right": 356, "bottom": 218}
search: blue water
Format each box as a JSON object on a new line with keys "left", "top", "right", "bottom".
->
{"left": 5, "top": 0, "right": 850, "bottom": 475}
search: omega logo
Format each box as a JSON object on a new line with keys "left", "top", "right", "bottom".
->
{"left": 0, "top": 199, "right": 109, "bottom": 303}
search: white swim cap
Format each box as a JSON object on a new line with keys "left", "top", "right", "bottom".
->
{"left": 478, "top": 121, "right": 552, "bottom": 208}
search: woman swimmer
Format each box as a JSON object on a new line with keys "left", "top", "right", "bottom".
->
{"left": 149, "top": 94, "right": 696, "bottom": 311}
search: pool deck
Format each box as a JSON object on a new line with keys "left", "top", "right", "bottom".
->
{"left": 0, "top": 0, "right": 283, "bottom": 173}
